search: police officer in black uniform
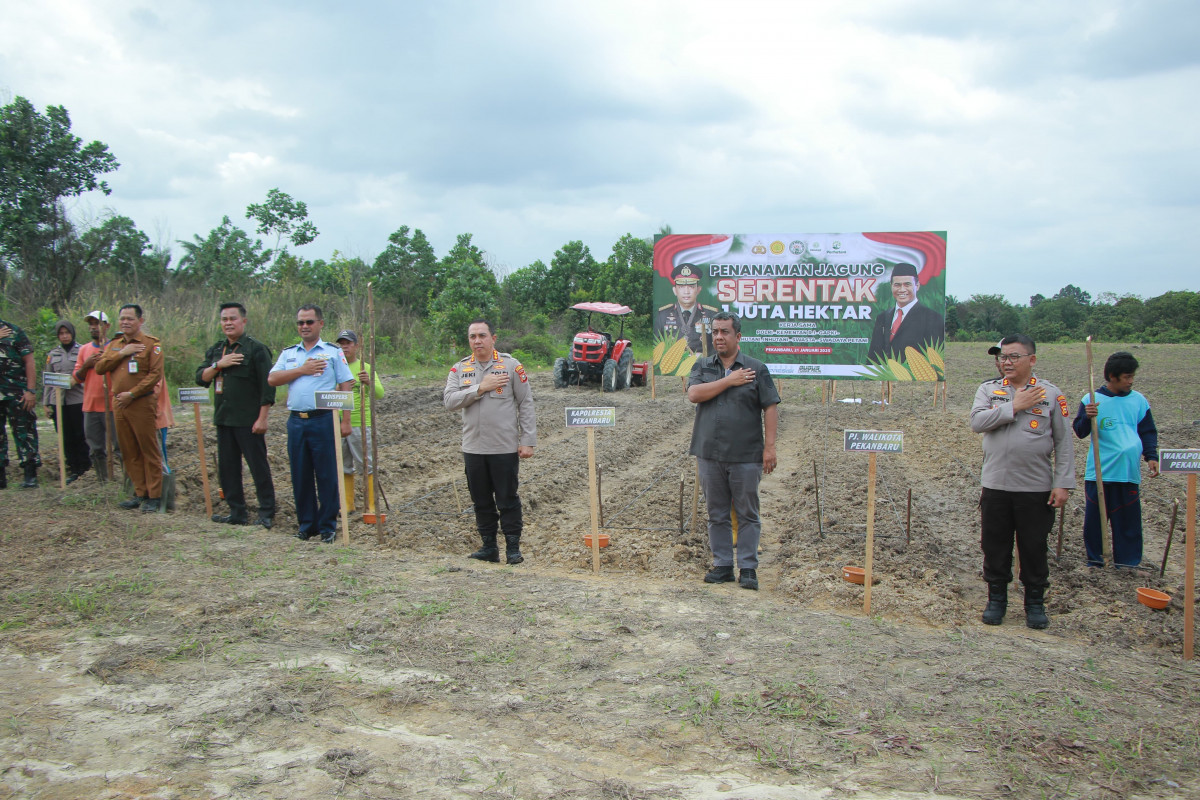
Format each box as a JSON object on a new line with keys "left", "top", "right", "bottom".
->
{"left": 655, "top": 263, "right": 718, "bottom": 355}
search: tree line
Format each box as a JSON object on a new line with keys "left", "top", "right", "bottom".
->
{"left": 3, "top": 95, "right": 1197, "bottom": 373}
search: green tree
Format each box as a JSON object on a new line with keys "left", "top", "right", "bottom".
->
{"left": 245, "top": 188, "right": 319, "bottom": 266}
{"left": 546, "top": 240, "right": 598, "bottom": 310}
{"left": 81, "top": 215, "right": 169, "bottom": 294}
{"left": 501, "top": 260, "right": 551, "bottom": 316}
{"left": 0, "top": 96, "right": 120, "bottom": 309}
{"left": 429, "top": 233, "right": 499, "bottom": 345}
{"left": 176, "top": 216, "right": 271, "bottom": 293}
{"left": 371, "top": 225, "right": 439, "bottom": 314}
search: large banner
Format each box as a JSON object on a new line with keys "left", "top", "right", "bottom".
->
{"left": 652, "top": 232, "right": 947, "bottom": 381}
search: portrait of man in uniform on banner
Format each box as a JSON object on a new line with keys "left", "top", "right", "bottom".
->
{"left": 655, "top": 263, "right": 719, "bottom": 356}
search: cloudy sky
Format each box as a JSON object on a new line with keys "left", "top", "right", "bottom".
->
{"left": 2, "top": 0, "right": 1197, "bottom": 305}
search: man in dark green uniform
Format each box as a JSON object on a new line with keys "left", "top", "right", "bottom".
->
{"left": 196, "top": 302, "right": 277, "bottom": 528}
{"left": 0, "top": 319, "right": 41, "bottom": 489}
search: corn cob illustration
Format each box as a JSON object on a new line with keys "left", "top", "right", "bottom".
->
{"left": 675, "top": 354, "right": 697, "bottom": 377}
{"left": 659, "top": 337, "right": 690, "bottom": 374}
{"left": 903, "top": 347, "right": 938, "bottom": 381}
{"left": 887, "top": 358, "right": 912, "bottom": 380}
{"left": 652, "top": 338, "right": 667, "bottom": 365}
{"left": 925, "top": 347, "right": 945, "bottom": 373}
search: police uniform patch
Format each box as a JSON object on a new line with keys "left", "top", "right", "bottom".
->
{"left": 154, "top": 345, "right": 162, "bottom": 355}
{"left": 1029, "top": 419, "right": 1040, "bottom": 429}
{"left": 1056, "top": 394, "right": 1069, "bottom": 417}
{"left": 992, "top": 389, "right": 1007, "bottom": 395}
{"left": 450, "top": 366, "right": 457, "bottom": 373}
{"left": 1030, "top": 407, "right": 1043, "bottom": 415}
{"left": 516, "top": 365, "right": 527, "bottom": 383}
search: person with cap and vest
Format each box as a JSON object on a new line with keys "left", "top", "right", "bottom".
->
{"left": 443, "top": 319, "right": 536, "bottom": 564}
{"left": 866, "top": 263, "right": 945, "bottom": 365}
{"left": 73, "top": 311, "right": 119, "bottom": 480}
{"left": 335, "top": 330, "right": 385, "bottom": 517}
{"left": 43, "top": 319, "right": 90, "bottom": 482}
{"left": 95, "top": 304, "right": 166, "bottom": 512}
{"left": 0, "top": 317, "right": 41, "bottom": 489}
{"left": 197, "top": 301, "right": 277, "bottom": 528}
{"left": 656, "top": 263, "right": 718, "bottom": 355}
{"left": 268, "top": 304, "right": 353, "bottom": 543}
{"left": 970, "top": 333, "right": 1074, "bottom": 629}
{"left": 987, "top": 340, "right": 1004, "bottom": 377}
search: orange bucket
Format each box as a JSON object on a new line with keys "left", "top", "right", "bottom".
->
{"left": 1136, "top": 588, "right": 1170, "bottom": 610}
{"left": 583, "top": 533, "right": 610, "bottom": 548}
{"left": 362, "top": 513, "right": 387, "bottom": 525}
{"left": 842, "top": 566, "right": 865, "bottom": 584}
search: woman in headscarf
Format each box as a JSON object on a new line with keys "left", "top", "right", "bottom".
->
{"left": 43, "top": 320, "right": 91, "bottom": 482}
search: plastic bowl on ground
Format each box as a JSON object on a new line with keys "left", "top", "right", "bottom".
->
{"left": 583, "top": 533, "right": 610, "bottom": 548}
{"left": 843, "top": 566, "right": 865, "bottom": 585}
{"left": 1136, "top": 587, "right": 1170, "bottom": 610}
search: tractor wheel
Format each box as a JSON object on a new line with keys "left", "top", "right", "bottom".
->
{"left": 617, "top": 350, "right": 633, "bottom": 390}
{"left": 601, "top": 358, "right": 618, "bottom": 392}
{"left": 553, "top": 357, "right": 569, "bottom": 389}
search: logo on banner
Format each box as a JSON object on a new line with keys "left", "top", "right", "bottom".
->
{"left": 769, "top": 240, "right": 785, "bottom": 255}
{"left": 751, "top": 242, "right": 767, "bottom": 255}
{"left": 789, "top": 240, "right": 806, "bottom": 255}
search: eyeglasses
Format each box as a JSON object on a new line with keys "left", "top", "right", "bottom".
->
{"left": 296, "top": 319, "right": 319, "bottom": 327}
{"left": 997, "top": 353, "right": 1030, "bottom": 363}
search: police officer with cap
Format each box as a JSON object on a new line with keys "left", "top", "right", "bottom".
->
{"left": 656, "top": 263, "right": 718, "bottom": 355}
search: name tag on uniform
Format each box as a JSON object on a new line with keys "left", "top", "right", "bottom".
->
{"left": 215, "top": 377, "right": 223, "bottom": 394}
{"left": 128, "top": 360, "right": 138, "bottom": 374}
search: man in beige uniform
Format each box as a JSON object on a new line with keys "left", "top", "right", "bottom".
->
{"left": 96, "top": 304, "right": 165, "bottom": 513}
{"left": 443, "top": 319, "right": 536, "bottom": 564}
{"left": 970, "top": 334, "right": 1074, "bottom": 629}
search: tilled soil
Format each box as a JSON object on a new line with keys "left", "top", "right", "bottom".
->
{"left": 2, "top": 342, "right": 1198, "bottom": 799}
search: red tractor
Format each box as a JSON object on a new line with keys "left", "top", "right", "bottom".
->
{"left": 553, "top": 302, "right": 650, "bottom": 391}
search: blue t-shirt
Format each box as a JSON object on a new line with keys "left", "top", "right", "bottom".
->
{"left": 270, "top": 339, "right": 353, "bottom": 411}
{"left": 1074, "top": 387, "right": 1156, "bottom": 483}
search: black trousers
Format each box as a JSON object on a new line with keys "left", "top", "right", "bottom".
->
{"left": 464, "top": 452, "right": 522, "bottom": 539}
{"left": 980, "top": 487, "right": 1053, "bottom": 589}
{"left": 50, "top": 403, "right": 91, "bottom": 475}
{"left": 217, "top": 424, "right": 276, "bottom": 517}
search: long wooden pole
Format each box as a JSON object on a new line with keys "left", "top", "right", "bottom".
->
{"left": 333, "top": 412, "right": 349, "bottom": 545}
{"left": 814, "top": 460, "right": 823, "bottom": 537}
{"left": 587, "top": 426, "right": 601, "bottom": 574}
{"left": 368, "top": 284, "right": 383, "bottom": 544}
{"left": 193, "top": 403, "right": 213, "bottom": 518}
{"left": 104, "top": 375, "right": 114, "bottom": 479}
{"left": 1055, "top": 504, "right": 1065, "bottom": 561}
{"left": 865, "top": 452, "right": 877, "bottom": 614}
{"left": 1185, "top": 473, "right": 1195, "bottom": 661}
{"left": 55, "top": 387, "right": 67, "bottom": 488}
{"left": 1086, "top": 337, "right": 1111, "bottom": 564}
{"left": 1162, "top": 498, "right": 1180, "bottom": 578}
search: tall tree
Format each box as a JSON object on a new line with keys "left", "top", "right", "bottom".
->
{"left": 176, "top": 216, "right": 271, "bottom": 293}
{"left": 0, "top": 96, "right": 119, "bottom": 309}
{"left": 593, "top": 233, "right": 653, "bottom": 316}
{"left": 371, "top": 225, "right": 439, "bottom": 314}
{"left": 245, "top": 188, "right": 319, "bottom": 266}
{"left": 546, "top": 240, "right": 598, "bottom": 310}
{"left": 429, "top": 233, "right": 499, "bottom": 345}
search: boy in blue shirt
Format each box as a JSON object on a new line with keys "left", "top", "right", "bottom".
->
{"left": 1073, "top": 351, "right": 1158, "bottom": 567}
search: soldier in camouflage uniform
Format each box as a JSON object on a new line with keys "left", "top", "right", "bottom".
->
{"left": 0, "top": 319, "right": 41, "bottom": 489}
{"left": 655, "top": 263, "right": 718, "bottom": 355}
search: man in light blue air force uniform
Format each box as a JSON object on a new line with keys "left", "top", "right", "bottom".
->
{"left": 269, "top": 304, "right": 354, "bottom": 543}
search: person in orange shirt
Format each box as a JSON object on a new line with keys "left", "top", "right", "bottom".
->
{"left": 95, "top": 304, "right": 165, "bottom": 512}
{"left": 73, "top": 311, "right": 119, "bottom": 480}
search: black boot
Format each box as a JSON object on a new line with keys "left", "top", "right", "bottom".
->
{"left": 504, "top": 533, "right": 524, "bottom": 565}
{"left": 92, "top": 454, "right": 109, "bottom": 482}
{"left": 981, "top": 581, "right": 1007, "bottom": 625}
{"left": 0, "top": 466, "right": 6, "bottom": 489}
{"left": 1024, "top": 585, "right": 1049, "bottom": 630}
{"left": 469, "top": 533, "right": 500, "bottom": 562}
{"left": 21, "top": 462, "right": 37, "bottom": 489}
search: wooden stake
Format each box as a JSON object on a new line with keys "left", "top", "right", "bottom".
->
{"left": 332, "top": 412, "right": 349, "bottom": 545}
{"left": 1185, "top": 473, "right": 1195, "bottom": 661}
{"left": 452, "top": 479, "right": 463, "bottom": 516}
{"left": 1086, "top": 336, "right": 1111, "bottom": 564}
{"left": 865, "top": 452, "right": 876, "bottom": 614}
{"left": 650, "top": 367, "right": 656, "bottom": 400}
{"left": 831, "top": 380, "right": 837, "bottom": 402}
{"left": 104, "top": 374, "right": 114, "bottom": 479}
{"left": 1162, "top": 498, "right": 1179, "bottom": 578}
{"left": 1055, "top": 504, "right": 1065, "bottom": 561}
{"left": 821, "top": 381, "right": 827, "bottom": 404}
{"left": 731, "top": 505, "right": 738, "bottom": 547}
{"left": 368, "top": 282, "right": 384, "bottom": 544}
{"left": 55, "top": 387, "right": 66, "bottom": 489}
{"left": 942, "top": 379, "right": 947, "bottom": 411}
{"left": 193, "top": 403, "right": 213, "bottom": 518}
{"left": 597, "top": 465, "right": 604, "bottom": 527}
{"left": 905, "top": 488, "right": 912, "bottom": 545}
{"left": 587, "top": 426, "right": 601, "bottom": 574}
{"left": 678, "top": 475, "right": 685, "bottom": 537}
{"left": 691, "top": 461, "right": 701, "bottom": 535}
{"left": 814, "top": 460, "right": 823, "bottom": 537}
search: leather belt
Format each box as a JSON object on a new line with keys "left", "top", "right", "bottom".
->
{"left": 292, "top": 410, "right": 331, "bottom": 419}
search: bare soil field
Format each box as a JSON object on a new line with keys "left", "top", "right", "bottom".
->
{"left": 2, "top": 342, "right": 1198, "bottom": 799}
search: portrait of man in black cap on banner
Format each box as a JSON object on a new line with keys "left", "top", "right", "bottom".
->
{"left": 866, "top": 262, "right": 945, "bottom": 365}
{"left": 655, "top": 263, "right": 719, "bottom": 355}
